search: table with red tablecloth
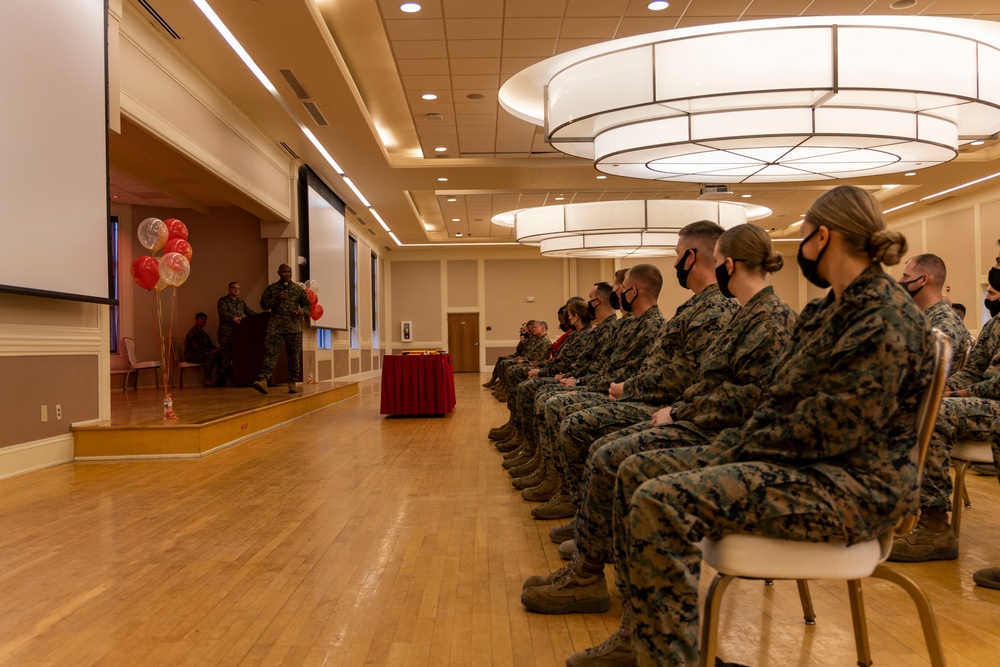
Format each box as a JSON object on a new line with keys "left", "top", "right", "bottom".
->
{"left": 380, "top": 353, "right": 457, "bottom": 416}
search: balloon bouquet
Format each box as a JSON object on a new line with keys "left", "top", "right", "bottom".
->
{"left": 303, "top": 279, "right": 323, "bottom": 383}
{"left": 129, "top": 217, "right": 192, "bottom": 419}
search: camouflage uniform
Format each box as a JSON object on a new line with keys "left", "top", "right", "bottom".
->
{"left": 554, "top": 285, "right": 738, "bottom": 502}
{"left": 614, "top": 265, "right": 934, "bottom": 666}
{"left": 216, "top": 294, "right": 256, "bottom": 381}
{"left": 497, "top": 334, "right": 551, "bottom": 393}
{"left": 925, "top": 299, "right": 973, "bottom": 372}
{"left": 257, "top": 279, "right": 311, "bottom": 383}
{"left": 537, "top": 307, "right": 665, "bottom": 465}
{"left": 921, "top": 315, "right": 1000, "bottom": 511}
{"left": 509, "top": 327, "right": 594, "bottom": 433}
{"left": 486, "top": 335, "right": 528, "bottom": 384}
{"left": 183, "top": 324, "right": 219, "bottom": 385}
{"left": 573, "top": 287, "right": 796, "bottom": 564}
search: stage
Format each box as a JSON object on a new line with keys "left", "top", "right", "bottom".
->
{"left": 73, "top": 381, "right": 358, "bottom": 459}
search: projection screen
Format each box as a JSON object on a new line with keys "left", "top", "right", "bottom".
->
{"left": 298, "top": 166, "right": 348, "bottom": 331}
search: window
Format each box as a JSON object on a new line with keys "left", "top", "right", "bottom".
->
{"left": 316, "top": 328, "right": 331, "bottom": 350}
{"left": 109, "top": 216, "right": 120, "bottom": 353}
{"left": 371, "top": 251, "right": 379, "bottom": 349}
{"left": 349, "top": 235, "right": 359, "bottom": 349}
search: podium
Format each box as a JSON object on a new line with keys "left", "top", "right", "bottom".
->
{"left": 229, "top": 313, "right": 295, "bottom": 386}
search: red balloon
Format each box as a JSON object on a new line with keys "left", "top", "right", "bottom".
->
{"left": 163, "top": 238, "right": 193, "bottom": 262}
{"left": 310, "top": 303, "right": 324, "bottom": 321}
{"left": 164, "top": 218, "right": 188, "bottom": 241}
{"left": 130, "top": 256, "right": 160, "bottom": 290}
{"left": 305, "top": 288, "right": 318, "bottom": 305}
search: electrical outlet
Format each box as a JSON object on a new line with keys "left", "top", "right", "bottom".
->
{"left": 41, "top": 405, "right": 48, "bottom": 423}
{"left": 55, "top": 405, "right": 62, "bottom": 420}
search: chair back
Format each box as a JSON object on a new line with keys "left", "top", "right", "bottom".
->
{"left": 171, "top": 337, "right": 183, "bottom": 365}
{"left": 123, "top": 336, "right": 138, "bottom": 366}
{"left": 894, "top": 331, "right": 952, "bottom": 538}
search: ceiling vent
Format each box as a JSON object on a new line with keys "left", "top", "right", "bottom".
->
{"left": 698, "top": 184, "right": 734, "bottom": 200}
{"left": 303, "top": 102, "right": 329, "bottom": 126}
{"left": 279, "top": 69, "right": 310, "bottom": 99}
{"left": 426, "top": 113, "right": 445, "bottom": 121}
{"left": 280, "top": 142, "right": 300, "bottom": 159}
{"left": 136, "top": 0, "right": 181, "bottom": 39}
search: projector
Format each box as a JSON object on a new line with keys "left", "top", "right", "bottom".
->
{"left": 698, "top": 185, "right": 734, "bottom": 200}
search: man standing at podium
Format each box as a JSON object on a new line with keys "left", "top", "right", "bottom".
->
{"left": 253, "top": 264, "right": 311, "bottom": 395}
{"left": 217, "top": 281, "right": 256, "bottom": 386}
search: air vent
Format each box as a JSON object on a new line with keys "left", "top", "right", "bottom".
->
{"left": 345, "top": 205, "right": 357, "bottom": 216}
{"left": 279, "top": 69, "right": 310, "bottom": 99}
{"left": 426, "top": 113, "right": 445, "bottom": 121}
{"left": 280, "top": 142, "right": 300, "bottom": 159}
{"left": 136, "top": 0, "right": 181, "bottom": 39}
{"left": 367, "top": 228, "right": 376, "bottom": 236}
{"left": 303, "top": 102, "right": 329, "bottom": 126}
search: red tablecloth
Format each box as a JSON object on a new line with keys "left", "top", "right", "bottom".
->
{"left": 380, "top": 354, "right": 457, "bottom": 416}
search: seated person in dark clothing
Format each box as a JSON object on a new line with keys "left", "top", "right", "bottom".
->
{"left": 184, "top": 312, "right": 220, "bottom": 386}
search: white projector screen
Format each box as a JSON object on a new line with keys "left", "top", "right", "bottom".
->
{"left": 0, "top": 0, "right": 113, "bottom": 303}
{"left": 299, "top": 167, "right": 348, "bottom": 331}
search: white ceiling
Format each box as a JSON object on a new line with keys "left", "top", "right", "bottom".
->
{"left": 111, "top": 0, "right": 1000, "bottom": 249}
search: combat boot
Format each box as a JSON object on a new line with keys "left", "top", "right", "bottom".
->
{"left": 549, "top": 517, "right": 576, "bottom": 544}
{"left": 288, "top": 381, "right": 297, "bottom": 394}
{"left": 503, "top": 441, "right": 530, "bottom": 460}
{"left": 974, "top": 567, "right": 1000, "bottom": 589}
{"left": 512, "top": 459, "right": 546, "bottom": 489}
{"left": 488, "top": 421, "right": 513, "bottom": 440}
{"left": 521, "top": 558, "right": 609, "bottom": 614}
{"left": 531, "top": 491, "right": 576, "bottom": 520}
{"left": 558, "top": 538, "right": 577, "bottom": 560}
{"left": 888, "top": 508, "right": 958, "bottom": 562}
{"left": 252, "top": 379, "right": 268, "bottom": 395}
{"left": 502, "top": 447, "right": 533, "bottom": 469}
{"left": 496, "top": 433, "right": 524, "bottom": 453}
{"left": 565, "top": 616, "right": 635, "bottom": 667}
{"left": 509, "top": 453, "right": 541, "bottom": 478}
{"left": 521, "top": 463, "right": 560, "bottom": 502}
{"left": 482, "top": 377, "right": 497, "bottom": 388}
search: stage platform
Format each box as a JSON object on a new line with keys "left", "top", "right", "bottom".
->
{"left": 73, "top": 381, "right": 358, "bottom": 459}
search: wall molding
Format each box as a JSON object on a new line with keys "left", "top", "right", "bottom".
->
{"left": 0, "top": 434, "right": 75, "bottom": 482}
{"left": 0, "top": 324, "right": 103, "bottom": 356}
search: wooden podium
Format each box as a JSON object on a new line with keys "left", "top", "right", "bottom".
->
{"left": 230, "top": 313, "right": 296, "bottom": 387}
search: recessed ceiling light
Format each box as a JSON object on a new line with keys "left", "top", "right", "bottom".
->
{"left": 648, "top": 1, "right": 670, "bottom": 10}
{"left": 447, "top": 197, "right": 457, "bottom": 202}
{"left": 596, "top": 175, "right": 607, "bottom": 180}
{"left": 467, "top": 93, "right": 485, "bottom": 100}
{"left": 400, "top": 3, "right": 421, "bottom": 13}
{"left": 890, "top": 0, "right": 917, "bottom": 9}
{"left": 905, "top": 172, "right": 917, "bottom": 176}
{"left": 437, "top": 177, "right": 448, "bottom": 181}
{"left": 455, "top": 232, "right": 463, "bottom": 237}
{"left": 554, "top": 196, "right": 565, "bottom": 201}
{"left": 741, "top": 194, "right": 752, "bottom": 198}
{"left": 971, "top": 140, "right": 986, "bottom": 146}
{"left": 434, "top": 146, "right": 447, "bottom": 152}
{"left": 452, "top": 218, "right": 460, "bottom": 222}
{"left": 421, "top": 93, "right": 437, "bottom": 100}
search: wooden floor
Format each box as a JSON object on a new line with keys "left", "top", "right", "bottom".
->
{"left": 1, "top": 374, "right": 999, "bottom": 666}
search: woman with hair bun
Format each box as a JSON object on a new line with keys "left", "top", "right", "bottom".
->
{"left": 571, "top": 185, "right": 937, "bottom": 667}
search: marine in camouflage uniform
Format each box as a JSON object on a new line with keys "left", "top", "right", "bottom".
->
{"left": 616, "top": 265, "right": 934, "bottom": 665}
{"left": 183, "top": 314, "right": 220, "bottom": 385}
{"left": 571, "top": 286, "right": 796, "bottom": 567}
{"left": 495, "top": 323, "right": 551, "bottom": 398}
{"left": 553, "top": 284, "right": 738, "bottom": 505}
{"left": 925, "top": 299, "right": 973, "bottom": 372}
{"left": 217, "top": 282, "right": 257, "bottom": 383}
{"left": 891, "top": 313, "right": 1000, "bottom": 561}
{"left": 255, "top": 264, "right": 311, "bottom": 391}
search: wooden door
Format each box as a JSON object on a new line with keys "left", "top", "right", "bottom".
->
{"left": 447, "top": 313, "right": 480, "bottom": 372}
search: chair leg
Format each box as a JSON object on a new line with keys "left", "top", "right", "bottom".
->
{"left": 951, "top": 459, "right": 972, "bottom": 538}
{"left": 699, "top": 573, "right": 735, "bottom": 667}
{"left": 795, "top": 580, "right": 816, "bottom": 625}
{"left": 847, "top": 579, "right": 872, "bottom": 667}
{"left": 870, "top": 564, "right": 946, "bottom": 667}
{"left": 124, "top": 369, "right": 134, "bottom": 391}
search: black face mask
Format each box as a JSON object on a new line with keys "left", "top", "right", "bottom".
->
{"left": 609, "top": 290, "right": 621, "bottom": 311}
{"left": 620, "top": 287, "right": 637, "bottom": 313}
{"left": 989, "top": 267, "right": 1000, "bottom": 291}
{"left": 797, "top": 227, "right": 830, "bottom": 289}
{"left": 675, "top": 249, "right": 695, "bottom": 289}
{"left": 587, "top": 298, "right": 599, "bottom": 319}
{"left": 559, "top": 322, "right": 571, "bottom": 333}
{"left": 899, "top": 277, "right": 925, "bottom": 298}
{"left": 715, "top": 261, "right": 735, "bottom": 299}
{"left": 520, "top": 332, "right": 529, "bottom": 340}
{"left": 986, "top": 298, "right": 1000, "bottom": 318}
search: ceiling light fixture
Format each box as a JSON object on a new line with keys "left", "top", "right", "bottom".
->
{"left": 434, "top": 146, "right": 447, "bottom": 152}
{"left": 421, "top": 93, "right": 437, "bottom": 100}
{"left": 919, "top": 169, "right": 1000, "bottom": 202}
{"left": 596, "top": 175, "right": 607, "bottom": 179}
{"left": 648, "top": 1, "right": 670, "bottom": 10}
{"left": 905, "top": 172, "right": 917, "bottom": 176}
{"left": 971, "top": 140, "right": 986, "bottom": 146}
{"left": 884, "top": 201, "right": 917, "bottom": 214}
{"left": 741, "top": 194, "right": 752, "bottom": 198}
{"left": 493, "top": 200, "right": 770, "bottom": 258}
{"left": 400, "top": 3, "right": 421, "bottom": 13}
{"left": 500, "top": 16, "right": 1000, "bottom": 183}
{"left": 446, "top": 197, "right": 457, "bottom": 202}
{"left": 437, "top": 177, "right": 449, "bottom": 182}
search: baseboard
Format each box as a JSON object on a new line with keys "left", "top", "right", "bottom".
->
{"left": 0, "top": 434, "right": 75, "bottom": 481}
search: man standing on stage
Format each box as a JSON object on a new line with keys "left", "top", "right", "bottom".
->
{"left": 217, "top": 281, "right": 256, "bottom": 385}
{"left": 253, "top": 264, "right": 311, "bottom": 395}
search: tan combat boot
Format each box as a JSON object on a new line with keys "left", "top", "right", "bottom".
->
{"left": 888, "top": 508, "right": 958, "bottom": 562}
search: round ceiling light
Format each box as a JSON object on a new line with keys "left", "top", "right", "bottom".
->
{"left": 400, "top": 3, "right": 421, "bottom": 14}
{"left": 499, "top": 16, "right": 1000, "bottom": 183}
{"left": 491, "top": 199, "right": 771, "bottom": 258}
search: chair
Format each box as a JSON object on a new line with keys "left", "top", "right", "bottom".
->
{"left": 170, "top": 337, "right": 203, "bottom": 388}
{"left": 949, "top": 440, "right": 994, "bottom": 538}
{"left": 699, "top": 333, "right": 952, "bottom": 667}
{"left": 122, "top": 336, "right": 162, "bottom": 390}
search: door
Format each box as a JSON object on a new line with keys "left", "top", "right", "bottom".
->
{"left": 447, "top": 313, "right": 480, "bottom": 372}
